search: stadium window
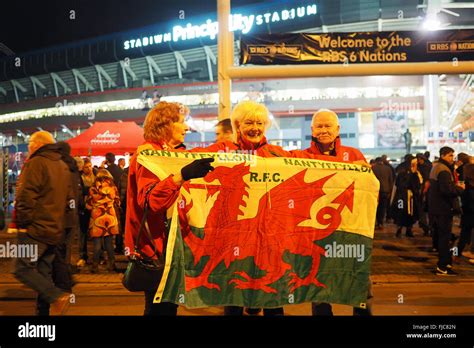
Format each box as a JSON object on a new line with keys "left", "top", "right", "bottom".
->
{"left": 349, "top": 133, "right": 356, "bottom": 138}
{"left": 305, "top": 135, "right": 312, "bottom": 140}
{"left": 340, "top": 133, "right": 348, "bottom": 139}
{"left": 348, "top": 113, "right": 355, "bottom": 119}
{"left": 339, "top": 113, "right": 347, "bottom": 119}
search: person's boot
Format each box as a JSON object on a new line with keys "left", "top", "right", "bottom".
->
{"left": 396, "top": 228, "right": 402, "bottom": 238}
{"left": 406, "top": 228, "right": 414, "bottom": 238}
{"left": 107, "top": 260, "right": 116, "bottom": 273}
{"left": 90, "top": 262, "right": 99, "bottom": 274}
{"left": 50, "top": 293, "right": 71, "bottom": 316}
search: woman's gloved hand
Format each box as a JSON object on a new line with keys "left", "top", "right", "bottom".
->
{"left": 181, "top": 157, "right": 215, "bottom": 181}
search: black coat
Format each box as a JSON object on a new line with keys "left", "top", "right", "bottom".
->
{"left": 106, "top": 163, "right": 124, "bottom": 188}
{"left": 15, "top": 145, "right": 72, "bottom": 245}
{"left": 57, "top": 143, "right": 81, "bottom": 230}
{"left": 372, "top": 163, "right": 394, "bottom": 194}
{"left": 461, "top": 163, "right": 474, "bottom": 226}
{"left": 427, "top": 159, "right": 463, "bottom": 215}
{"left": 391, "top": 162, "right": 422, "bottom": 227}
{"left": 418, "top": 162, "right": 432, "bottom": 184}
{"left": 461, "top": 183, "right": 474, "bottom": 227}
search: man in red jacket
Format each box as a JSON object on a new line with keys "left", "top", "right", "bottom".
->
{"left": 303, "top": 109, "right": 373, "bottom": 316}
{"left": 302, "top": 109, "right": 367, "bottom": 164}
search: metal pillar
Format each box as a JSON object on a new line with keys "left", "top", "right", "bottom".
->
{"left": 424, "top": 75, "right": 440, "bottom": 134}
{"left": 2, "top": 148, "right": 8, "bottom": 218}
{"left": 217, "top": 0, "right": 232, "bottom": 120}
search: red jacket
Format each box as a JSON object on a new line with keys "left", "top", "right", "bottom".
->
{"left": 125, "top": 142, "right": 183, "bottom": 257}
{"left": 295, "top": 137, "right": 367, "bottom": 163}
{"left": 201, "top": 136, "right": 292, "bottom": 157}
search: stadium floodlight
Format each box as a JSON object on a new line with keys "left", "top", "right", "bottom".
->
{"left": 422, "top": 15, "right": 442, "bottom": 30}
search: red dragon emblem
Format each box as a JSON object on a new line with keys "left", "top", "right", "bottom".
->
{"left": 179, "top": 163, "right": 355, "bottom": 294}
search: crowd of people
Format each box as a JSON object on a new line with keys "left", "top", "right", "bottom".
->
{"left": 371, "top": 147, "right": 474, "bottom": 274}
{"left": 74, "top": 152, "right": 128, "bottom": 273}
{"left": 6, "top": 99, "right": 474, "bottom": 316}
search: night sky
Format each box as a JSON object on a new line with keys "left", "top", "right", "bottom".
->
{"left": 0, "top": 0, "right": 266, "bottom": 55}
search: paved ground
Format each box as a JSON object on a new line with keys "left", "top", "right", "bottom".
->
{"left": 1, "top": 219, "right": 473, "bottom": 316}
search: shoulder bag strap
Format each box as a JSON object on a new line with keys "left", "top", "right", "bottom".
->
{"left": 134, "top": 182, "right": 160, "bottom": 259}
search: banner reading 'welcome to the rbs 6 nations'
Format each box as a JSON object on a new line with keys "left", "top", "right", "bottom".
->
{"left": 137, "top": 148, "right": 380, "bottom": 309}
{"left": 241, "top": 30, "right": 474, "bottom": 65}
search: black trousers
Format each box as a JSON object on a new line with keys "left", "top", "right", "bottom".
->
{"left": 78, "top": 210, "right": 91, "bottom": 260}
{"left": 376, "top": 192, "right": 390, "bottom": 226}
{"left": 144, "top": 290, "right": 178, "bottom": 316}
{"left": 224, "top": 306, "right": 284, "bottom": 316}
{"left": 37, "top": 228, "right": 74, "bottom": 316}
{"left": 430, "top": 214, "right": 453, "bottom": 269}
{"left": 458, "top": 216, "right": 473, "bottom": 254}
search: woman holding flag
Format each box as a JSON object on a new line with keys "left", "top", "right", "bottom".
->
{"left": 204, "top": 100, "right": 290, "bottom": 316}
{"left": 124, "top": 101, "right": 214, "bottom": 316}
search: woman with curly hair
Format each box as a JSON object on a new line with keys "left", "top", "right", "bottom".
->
{"left": 87, "top": 169, "right": 120, "bottom": 273}
{"left": 125, "top": 101, "right": 214, "bottom": 316}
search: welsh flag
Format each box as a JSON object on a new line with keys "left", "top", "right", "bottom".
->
{"left": 137, "top": 148, "right": 379, "bottom": 309}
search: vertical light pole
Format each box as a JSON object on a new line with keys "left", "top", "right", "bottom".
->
{"left": 217, "top": 0, "right": 233, "bottom": 120}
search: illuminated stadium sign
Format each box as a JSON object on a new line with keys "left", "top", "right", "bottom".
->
{"left": 123, "top": 4, "right": 318, "bottom": 50}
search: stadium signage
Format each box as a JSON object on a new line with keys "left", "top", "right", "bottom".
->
{"left": 123, "top": 4, "right": 317, "bottom": 50}
{"left": 241, "top": 31, "right": 474, "bottom": 65}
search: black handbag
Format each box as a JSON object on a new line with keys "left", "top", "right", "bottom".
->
{"left": 122, "top": 183, "right": 167, "bottom": 292}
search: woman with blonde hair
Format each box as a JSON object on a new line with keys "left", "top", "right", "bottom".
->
{"left": 86, "top": 169, "right": 120, "bottom": 273}
{"left": 206, "top": 100, "right": 291, "bottom": 158}
{"left": 204, "top": 100, "right": 292, "bottom": 315}
{"left": 125, "top": 101, "right": 214, "bottom": 316}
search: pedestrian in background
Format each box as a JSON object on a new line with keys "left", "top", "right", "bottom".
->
{"left": 101, "top": 152, "right": 124, "bottom": 252}
{"left": 416, "top": 153, "right": 432, "bottom": 236}
{"left": 36, "top": 141, "right": 80, "bottom": 315}
{"left": 458, "top": 155, "right": 474, "bottom": 261}
{"left": 86, "top": 169, "right": 120, "bottom": 273}
{"left": 372, "top": 157, "right": 394, "bottom": 230}
{"left": 13, "top": 131, "right": 72, "bottom": 315}
{"left": 215, "top": 118, "right": 233, "bottom": 143}
{"left": 76, "top": 158, "right": 95, "bottom": 268}
{"left": 428, "top": 147, "right": 465, "bottom": 276}
{"left": 391, "top": 155, "right": 422, "bottom": 238}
